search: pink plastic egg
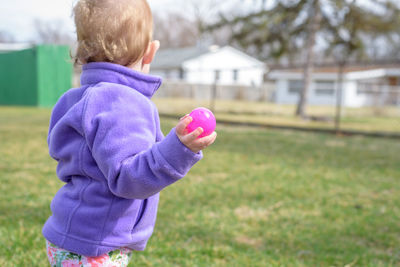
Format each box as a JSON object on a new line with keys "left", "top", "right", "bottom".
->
{"left": 186, "top": 107, "right": 216, "bottom": 138}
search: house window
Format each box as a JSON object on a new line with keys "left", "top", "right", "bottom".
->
{"left": 288, "top": 80, "right": 303, "bottom": 94}
{"left": 357, "top": 82, "right": 375, "bottom": 95}
{"left": 315, "top": 81, "right": 335, "bottom": 96}
{"left": 233, "top": 69, "right": 239, "bottom": 82}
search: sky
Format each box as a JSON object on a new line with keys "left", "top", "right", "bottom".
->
{"left": 0, "top": 0, "right": 381, "bottom": 43}
{"left": 1, "top": 0, "right": 76, "bottom": 42}
{"left": 0, "top": 0, "right": 234, "bottom": 42}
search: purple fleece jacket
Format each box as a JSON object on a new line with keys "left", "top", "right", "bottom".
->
{"left": 42, "top": 62, "right": 202, "bottom": 257}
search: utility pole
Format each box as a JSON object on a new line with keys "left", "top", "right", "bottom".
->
{"left": 335, "top": 62, "right": 345, "bottom": 135}
{"left": 210, "top": 70, "right": 220, "bottom": 112}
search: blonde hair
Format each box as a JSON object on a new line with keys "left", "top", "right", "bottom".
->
{"left": 73, "top": 0, "right": 153, "bottom": 66}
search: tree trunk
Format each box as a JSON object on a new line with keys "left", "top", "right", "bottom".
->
{"left": 335, "top": 62, "right": 345, "bottom": 134}
{"left": 297, "top": 48, "right": 315, "bottom": 118}
{"left": 296, "top": 1, "right": 320, "bottom": 118}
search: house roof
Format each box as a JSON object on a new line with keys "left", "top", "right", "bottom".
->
{"left": 152, "top": 45, "right": 265, "bottom": 70}
{"left": 268, "top": 63, "right": 400, "bottom": 80}
{"left": 151, "top": 46, "right": 210, "bottom": 69}
{"left": 269, "top": 63, "right": 400, "bottom": 74}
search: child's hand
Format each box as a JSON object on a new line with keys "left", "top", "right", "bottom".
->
{"left": 175, "top": 115, "right": 217, "bottom": 154}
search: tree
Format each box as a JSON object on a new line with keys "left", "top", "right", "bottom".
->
{"left": 33, "top": 19, "right": 74, "bottom": 46}
{"left": 0, "top": 31, "right": 15, "bottom": 43}
{"left": 153, "top": 0, "right": 230, "bottom": 49}
{"left": 324, "top": 1, "right": 400, "bottom": 132}
{"left": 153, "top": 13, "right": 199, "bottom": 48}
{"left": 206, "top": 0, "right": 400, "bottom": 118}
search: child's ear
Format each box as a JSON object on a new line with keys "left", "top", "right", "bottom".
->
{"left": 142, "top": 40, "right": 160, "bottom": 65}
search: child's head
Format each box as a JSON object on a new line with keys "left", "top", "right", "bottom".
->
{"left": 73, "top": 0, "right": 155, "bottom": 68}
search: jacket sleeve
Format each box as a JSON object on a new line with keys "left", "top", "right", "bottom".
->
{"left": 82, "top": 85, "right": 202, "bottom": 199}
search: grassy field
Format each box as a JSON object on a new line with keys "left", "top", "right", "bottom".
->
{"left": 153, "top": 98, "right": 400, "bottom": 134}
{"left": 0, "top": 106, "right": 399, "bottom": 267}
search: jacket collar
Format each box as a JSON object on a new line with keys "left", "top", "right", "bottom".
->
{"left": 81, "top": 62, "right": 162, "bottom": 98}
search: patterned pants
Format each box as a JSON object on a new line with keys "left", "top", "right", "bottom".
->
{"left": 46, "top": 240, "right": 133, "bottom": 267}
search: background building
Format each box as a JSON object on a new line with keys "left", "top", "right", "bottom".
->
{"left": 0, "top": 44, "right": 72, "bottom": 107}
{"left": 151, "top": 45, "right": 266, "bottom": 87}
{"left": 268, "top": 65, "right": 400, "bottom": 107}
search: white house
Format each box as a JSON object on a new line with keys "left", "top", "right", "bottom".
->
{"left": 151, "top": 45, "right": 266, "bottom": 86}
{"left": 268, "top": 65, "right": 400, "bottom": 107}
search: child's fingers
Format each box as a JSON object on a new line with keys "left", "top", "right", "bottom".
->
{"left": 194, "top": 131, "right": 217, "bottom": 149}
{"left": 176, "top": 116, "right": 192, "bottom": 135}
{"left": 182, "top": 127, "right": 204, "bottom": 143}
{"left": 205, "top": 131, "right": 217, "bottom": 146}
{"left": 180, "top": 114, "right": 189, "bottom": 121}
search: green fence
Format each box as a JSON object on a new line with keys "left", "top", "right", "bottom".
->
{"left": 0, "top": 45, "right": 72, "bottom": 107}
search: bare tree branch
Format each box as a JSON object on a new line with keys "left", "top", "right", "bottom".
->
{"left": 32, "top": 19, "right": 74, "bottom": 45}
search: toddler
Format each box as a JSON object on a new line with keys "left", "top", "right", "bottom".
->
{"left": 42, "top": 0, "right": 217, "bottom": 266}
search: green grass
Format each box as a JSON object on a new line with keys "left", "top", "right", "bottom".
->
{"left": 0, "top": 106, "right": 400, "bottom": 266}
{"left": 153, "top": 98, "right": 400, "bottom": 134}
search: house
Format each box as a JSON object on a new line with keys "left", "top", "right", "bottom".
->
{"left": 151, "top": 45, "right": 266, "bottom": 87}
{"left": 267, "top": 64, "right": 400, "bottom": 107}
